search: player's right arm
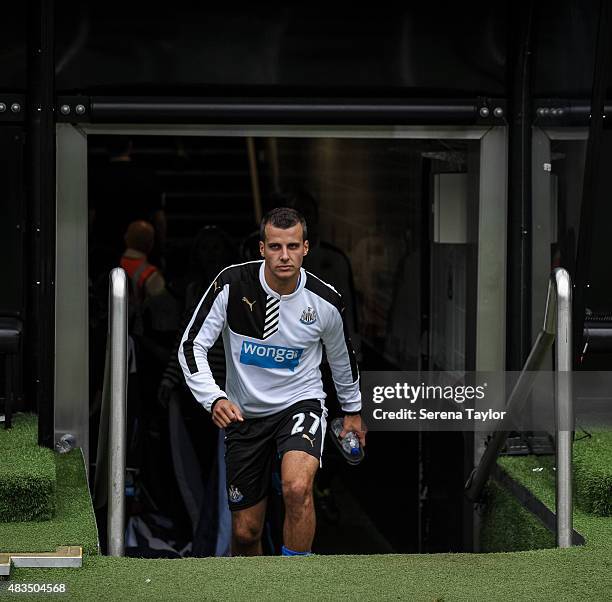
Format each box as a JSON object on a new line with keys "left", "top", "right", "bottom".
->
{"left": 178, "top": 272, "right": 233, "bottom": 413}
{"left": 211, "top": 398, "right": 244, "bottom": 428}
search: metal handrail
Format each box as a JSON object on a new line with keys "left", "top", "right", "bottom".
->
{"left": 465, "top": 268, "right": 573, "bottom": 548}
{"left": 92, "top": 268, "right": 127, "bottom": 556}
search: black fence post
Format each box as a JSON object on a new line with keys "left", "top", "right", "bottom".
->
{"left": 26, "top": 0, "right": 55, "bottom": 448}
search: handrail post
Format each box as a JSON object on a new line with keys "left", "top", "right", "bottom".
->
{"left": 465, "top": 268, "right": 573, "bottom": 549}
{"left": 108, "top": 268, "right": 127, "bottom": 557}
{"left": 553, "top": 268, "right": 573, "bottom": 548}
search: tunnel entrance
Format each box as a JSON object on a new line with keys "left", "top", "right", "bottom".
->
{"left": 54, "top": 124, "right": 507, "bottom": 556}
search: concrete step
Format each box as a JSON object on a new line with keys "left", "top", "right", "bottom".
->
{"left": 0, "top": 546, "right": 82, "bottom": 577}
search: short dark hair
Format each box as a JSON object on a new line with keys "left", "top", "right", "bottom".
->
{"left": 259, "top": 207, "right": 308, "bottom": 242}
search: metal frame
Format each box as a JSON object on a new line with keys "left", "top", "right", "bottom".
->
{"left": 28, "top": 0, "right": 56, "bottom": 450}
{"left": 471, "top": 125, "right": 508, "bottom": 551}
{"left": 531, "top": 127, "right": 554, "bottom": 352}
{"left": 54, "top": 123, "right": 88, "bottom": 467}
{"left": 531, "top": 126, "right": 587, "bottom": 347}
{"left": 55, "top": 97, "right": 507, "bottom": 127}
{"left": 55, "top": 122, "right": 507, "bottom": 557}
{"left": 465, "top": 267, "right": 574, "bottom": 548}
{"left": 80, "top": 123, "right": 492, "bottom": 138}
{"left": 476, "top": 126, "right": 508, "bottom": 372}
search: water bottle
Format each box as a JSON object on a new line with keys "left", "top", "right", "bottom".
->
{"left": 344, "top": 431, "right": 361, "bottom": 457}
{"left": 330, "top": 417, "right": 361, "bottom": 457}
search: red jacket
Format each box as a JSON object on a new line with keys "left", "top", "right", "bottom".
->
{"left": 120, "top": 255, "right": 158, "bottom": 302}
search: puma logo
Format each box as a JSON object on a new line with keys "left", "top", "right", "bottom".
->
{"left": 302, "top": 433, "right": 315, "bottom": 447}
{"left": 242, "top": 297, "right": 256, "bottom": 312}
{"left": 214, "top": 280, "right": 220, "bottom": 293}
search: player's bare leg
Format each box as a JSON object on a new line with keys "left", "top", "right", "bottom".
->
{"left": 281, "top": 450, "right": 319, "bottom": 552}
{"left": 231, "top": 497, "right": 267, "bottom": 556}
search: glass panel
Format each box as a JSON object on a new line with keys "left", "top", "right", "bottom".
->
{"left": 270, "top": 137, "right": 478, "bottom": 375}
{"left": 550, "top": 138, "right": 587, "bottom": 276}
{"left": 532, "top": 131, "right": 587, "bottom": 351}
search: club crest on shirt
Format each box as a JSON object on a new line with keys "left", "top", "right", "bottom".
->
{"left": 228, "top": 484, "right": 244, "bottom": 503}
{"left": 300, "top": 306, "right": 317, "bottom": 325}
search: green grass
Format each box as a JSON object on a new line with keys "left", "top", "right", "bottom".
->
{"left": 0, "top": 413, "right": 98, "bottom": 554}
{"left": 11, "top": 449, "right": 612, "bottom": 601}
{"left": 5, "top": 422, "right": 611, "bottom": 600}
{"left": 0, "top": 414, "right": 56, "bottom": 522}
{"left": 0, "top": 414, "right": 38, "bottom": 450}
{"left": 480, "top": 481, "right": 554, "bottom": 552}
{"left": 573, "top": 431, "right": 612, "bottom": 516}
{"left": 0, "top": 451, "right": 99, "bottom": 555}
{"left": 502, "top": 431, "right": 612, "bottom": 519}
{"left": 498, "top": 453, "right": 612, "bottom": 553}
{"left": 9, "top": 546, "right": 612, "bottom": 601}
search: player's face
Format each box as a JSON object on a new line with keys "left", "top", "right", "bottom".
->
{"left": 260, "top": 223, "right": 309, "bottom": 282}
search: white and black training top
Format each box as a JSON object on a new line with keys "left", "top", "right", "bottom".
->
{"left": 178, "top": 260, "right": 361, "bottom": 418}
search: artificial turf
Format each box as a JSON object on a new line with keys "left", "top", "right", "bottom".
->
{"left": 0, "top": 414, "right": 56, "bottom": 522}
{"left": 0, "top": 451, "right": 99, "bottom": 555}
{"left": 5, "top": 419, "right": 612, "bottom": 600}
{"left": 0, "top": 413, "right": 38, "bottom": 449}
{"left": 573, "top": 430, "right": 612, "bottom": 516}
{"left": 480, "top": 481, "right": 555, "bottom": 552}
{"left": 11, "top": 452, "right": 612, "bottom": 601}
{"left": 8, "top": 543, "right": 611, "bottom": 601}
{"left": 498, "top": 452, "right": 612, "bottom": 553}
{"left": 0, "top": 414, "right": 98, "bottom": 555}
{"left": 499, "top": 430, "right": 612, "bottom": 518}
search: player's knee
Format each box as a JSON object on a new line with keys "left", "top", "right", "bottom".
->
{"left": 282, "top": 478, "right": 312, "bottom": 509}
{"left": 232, "top": 522, "right": 261, "bottom": 548}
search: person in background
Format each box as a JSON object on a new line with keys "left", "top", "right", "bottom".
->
{"left": 121, "top": 220, "right": 166, "bottom": 306}
{"left": 119, "top": 220, "right": 167, "bottom": 475}
{"left": 89, "top": 136, "right": 166, "bottom": 279}
{"left": 158, "top": 225, "right": 237, "bottom": 404}
{"left": 157, "top": 226, "right": 238, "bottom": 556}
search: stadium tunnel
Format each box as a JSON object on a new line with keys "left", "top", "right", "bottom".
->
{"left": 60, "top": 112, "right": 607, "bottom": 556}
{"left": 4, "top": 1, "right": 612, "bottom": 561}
{"left": 74, "top": 124, "right": 505, "bottom": 556}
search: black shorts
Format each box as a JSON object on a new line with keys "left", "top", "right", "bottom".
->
{"left": 224, "top": 399, "right": 327, "bottom": 511}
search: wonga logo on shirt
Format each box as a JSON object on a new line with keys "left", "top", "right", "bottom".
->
{"left": 240, "top": 341, "right": 303, "bottom": 371}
